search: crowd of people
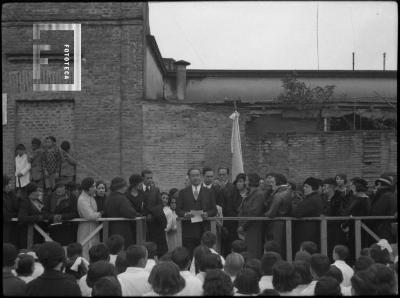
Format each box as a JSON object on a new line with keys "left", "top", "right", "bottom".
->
{"left": 3, "top": 137, "right": 398, "bottom": 296}
{"left": 3, "top": 232, "right": 398, "bottom": 296}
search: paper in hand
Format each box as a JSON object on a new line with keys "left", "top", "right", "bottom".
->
{"left": 190, "top": 210, "right": 204, "bottom": 223}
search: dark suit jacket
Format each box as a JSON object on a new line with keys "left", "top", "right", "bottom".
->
{"left": 26, "top": 269, "right": 81, "bottom": 296}
{"left": 220, "top": 182, "right": 241, "bottom": 217}
{"left": 176, "top": 185, "right": 217, "bottom": 238}
{"left": 140, "top": 186, "right": 167, "bottom": 229}
{"left": 3, "top": 269, "right": 27, "bottom": 296}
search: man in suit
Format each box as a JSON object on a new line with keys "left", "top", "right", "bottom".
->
{"left": 176, "top": 168, "right": 218, "bottom": 258}
{"left": 217, "top": 167, "right": 241, "bottom": 257}
{"left": 140, "top": 170, "right": 168, "bottom": 257}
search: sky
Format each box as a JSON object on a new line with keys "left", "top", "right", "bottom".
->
{"left": 149, "top": 1, "right": 397, "bottom": 70}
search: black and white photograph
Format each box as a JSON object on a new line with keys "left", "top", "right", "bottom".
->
{"left": 2, "top": 1, "right": 397, "bottom": 296}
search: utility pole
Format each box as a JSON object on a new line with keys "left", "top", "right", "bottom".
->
{"left": 383, "top": 52, "right": 386, "bottom": 71}
{"left": 352, "top": 52, "right": 355, "bottom": 71}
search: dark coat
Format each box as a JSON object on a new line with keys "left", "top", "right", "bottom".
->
{"left": 3, "top": 269, "right": 27, "bottom": 296}
{"left": 3, "top": 190, "right": 19, "bottom": 246}
{"left": 126, "top": 189, "right": 144, "bottom": 214}
{"left": 220, "top": 183, "right": 242, "bottom": 257}
{"left": 18, "top": 194, "right": 49, "bottom": 247}
{"left": 292, "top": 191, "right": 323, "bottom": 253}
{"left": 94, "top": 195, "right": 106, "bottom": 214}
{"left": 176, "top": 185, "right": 217, "bottom": 239}
{"left": 140, "top": 186, "right": 168, "bottom": 256}
{"left": 265, "top": 185, "right": 293, "bottom": 257}
{"left": 26, "top": 269, "right": 81, "bottom": 296}
{"left": 369, "top": 187, "right": 396, "bottom": 242}
{"left": 104, "top": 191, "right": 139, "bottom": 247}
{"left": 43, "top": 191, "right": 78, "bottom": 245}
{"left": 238, "top": 188, "right": 266, "bottom": 259}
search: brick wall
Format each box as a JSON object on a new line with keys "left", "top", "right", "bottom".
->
{"left": 141, "top": 102, "right": 397, "bottom": 191}
{"left": 2, "top": 2, "right": 146, "bottom": 185}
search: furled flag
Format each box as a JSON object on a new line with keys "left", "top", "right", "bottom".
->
{"left": 229, "top": 111, "right": 244, "bottom": 181}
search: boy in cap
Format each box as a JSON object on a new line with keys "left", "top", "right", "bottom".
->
{"left": 26, "top": 241, "right": 81, "bottom": 296}
{"left": 3, "top": 243, "right": 26, "bottom": 296}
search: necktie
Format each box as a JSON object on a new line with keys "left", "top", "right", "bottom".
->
{"left": 194, "top": 187, "right": 199, "bottom": 200}
{"left": 146, "top": 186, "right": 150, "bottom": 192}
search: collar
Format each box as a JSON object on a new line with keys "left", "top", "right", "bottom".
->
{"left": 191, "top": 184, "right": 201, "bottom": 192}
{"left": 180, "top": 270, "right": 192, "bottom": 277}
{"left": 202, "top": 183, "right": 212, "bottom": 189}
{"left": 39, "top": 269, "right": 67, "bottom": 279}
{"left": 260, "top": 275, "right": 273, "bottom": 281}
{"left": 125, "top": 266, "right": 147, "bottom": 274}
{"left": 143, "top": 184, "right": 150, "bottom": 192}
{"left": 334, "top": 260, "right": 346, "bottom": 264}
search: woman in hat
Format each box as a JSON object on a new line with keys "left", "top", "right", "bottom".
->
{"left": 292, "top": 177, "right": 324, "bottom": 254}
{"left": 104, "top": 177, "right": 139, "bottom": 247}
{"left": 341, "top": 177, "right": 371, "bottom": 263}
{"left": 77, "top": 177, "right": 102, "bottom": 260}
{"left": 369, "top": 174, "right": 396, "bottom": 244}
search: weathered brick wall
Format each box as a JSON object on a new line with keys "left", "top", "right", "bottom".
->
{"left": 2, "top": 2, "right": 146, "bottom": 184}
{"left": 141, "top": 102, "right": 397, "bottom": 191}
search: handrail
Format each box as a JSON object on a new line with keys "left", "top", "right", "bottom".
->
{"left": 11, "top": 215, "right": 396, "bottom": 222}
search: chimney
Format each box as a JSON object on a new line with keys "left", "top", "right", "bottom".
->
{"left": 174, "top": 60, "right": 190, "bottom": 100}
{"left": 352, "top": 52, "right": 355, "bottom": 71}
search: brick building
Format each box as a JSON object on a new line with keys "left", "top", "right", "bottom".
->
{"left": 2, "top": 2, "right": 397, "bottom": 191}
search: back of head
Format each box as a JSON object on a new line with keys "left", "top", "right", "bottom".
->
{"left": 200, "top": 253, "right": 223, "bottom": 272}
{"left": 87, "top": 261, "right": 117, "bottom": 288}
{"left": 201, "top": 231, "right": 217, "bottom": 249}
{"left": 143, "top": 242, "right": 157, "bottom": 260}
{"left": 171, "top": 247, "right": 191, "bottom": 271}
{"left": 224, "top": 253, "right": 244, "bottom": 277}
{"left": 203, "top": 269, "right": 234, "bottom": 296}
{"left": 264, "top": 240, "right": 281, "bottom": 255}
{"left": 310, "top": 254, "right": 331, "bottom": 278}
{"left": 148, "top": 261, "right": 185, "bottom": 296}
{"left": 106, "top": 235, "right": 125, "bottom": 255}
{"left": 126, "top": 245, "right": 147, "bottom": 267}
{"left": 351, "top": 263, "right": 397, "bottom": 295}
{"left": 294, "top": 250, "right": 312, "bottom": 265}
{"left": 193, "top": 245, "right": 211, "bottom": 273}
{"left": 67, "top": 242, "right": 83, "bottom": 259}
{"left": 38, "top": 241, "right": 65, "bottom": 270}
{"left": 370, "top": 243, "right": 391, "bottom": 265}
{"left": 261, "top": 252, "right": 282, "bottom": 276}
{"left": 272, "top": 261, "right": 299, "bottom": 293}
{"left": 354, "top": 256, "right": 375, "bottom": 272}
{"left": 234, "top": 268, "right": 260, "bottom": 295}
{"left": 314, "top": 276, "right": 342, "bottom": 296}
{"left": 159, "top": 251, "right": 173, "bottom": 263}
{"left": 333, "top": 244, "right": 349, "bottom": 261}
{"left": 231, "top": 240, "right": 247, "bottom": 254}
{"left": 244, "top": 258, "right": 262, "bottom": 281}
{"left": 3, "top": 243, "right": 18, "bottom": 267}
{"left": 324, "top": 265, "right": 343, "bottom": 284}
{"left": 301, "top": 241, "right": 318, "bottom": 255}
{"left": 248, "top": 173, "right": 261, "bottom": 187}
{"left": 92, "top": 276, "right": 122, "bottom": 297}
{"left": 89, "top": 243, "right": 110, "bottom": 263}
{"left": 293, "top": 260, "right": 312, "bottom": 285}
{"left": 16, "top": 254, "right": 35, "bottom": 276}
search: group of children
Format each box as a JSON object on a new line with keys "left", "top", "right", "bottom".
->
{"left": 15, "top": 136, "right": 76, "bottom": 194}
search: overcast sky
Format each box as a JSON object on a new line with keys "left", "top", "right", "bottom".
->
{"left": 149, "top": 1, "right": 397, "bottom": 70}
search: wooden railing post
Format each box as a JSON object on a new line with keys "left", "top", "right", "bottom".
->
{"left": 320, "top": 216, "right": 328, "bottom": 256}
{"left": 285, "top": 220, "right": 292, "bottom": 262}
{"left": 176, "top": 219, "right": 183, "bottom": 247}
{"left": 355, "top": 219, "right": 362, "bottom": 259}
{"left": 136, "top": 218, "right": 144, "bottom": 244}
{"left": 103, "top": 221, "right": 109, "bottom": 242}
{"left": 27, "top": 224, "right": 34, "bottom": 248}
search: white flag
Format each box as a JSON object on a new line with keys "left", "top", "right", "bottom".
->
{"left": 229, "top": 111, "right": 244, "bottom": 181}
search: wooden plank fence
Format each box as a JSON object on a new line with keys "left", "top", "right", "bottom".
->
{"left": 11, "top": 216, "right": 396, "bottom": 261}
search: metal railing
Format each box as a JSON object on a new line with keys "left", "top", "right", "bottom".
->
{"left": 11, "top": 216, "right": 397, "bottom": 261}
